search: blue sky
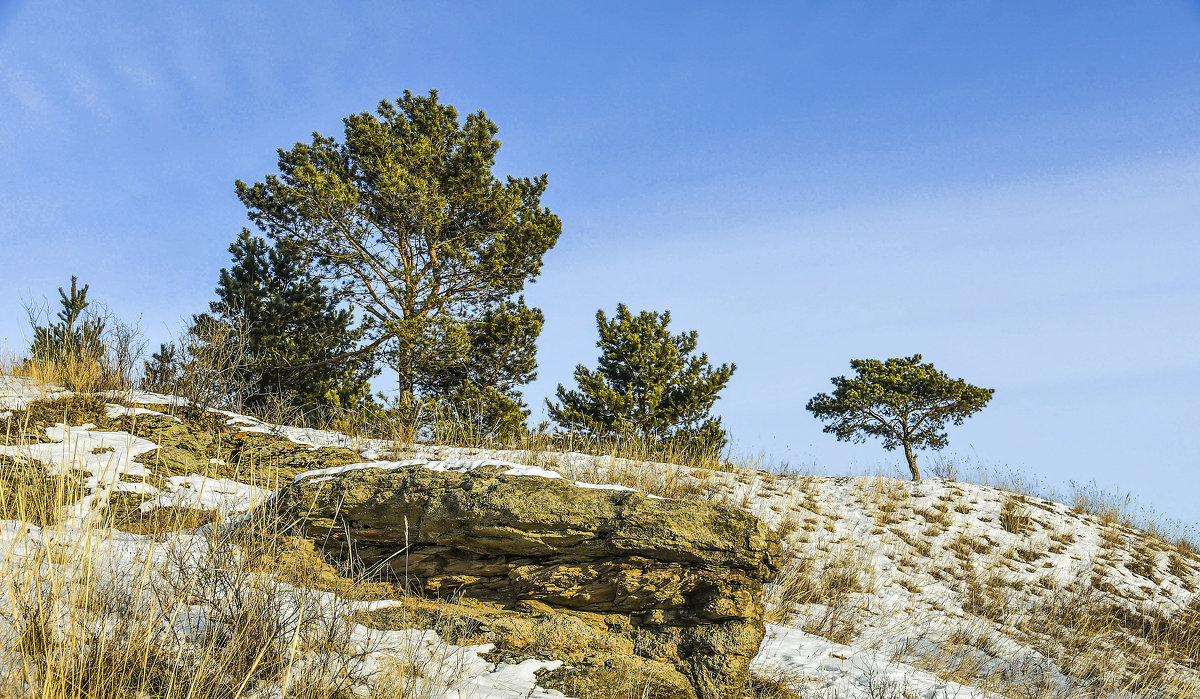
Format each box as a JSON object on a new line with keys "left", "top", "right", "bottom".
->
{"left": 2, "top": 2, "right": 1198, "bottom": 527}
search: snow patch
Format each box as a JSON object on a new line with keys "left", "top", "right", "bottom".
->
{"left": 101, "top": 389, "right": 191, "bottom": 407}
{"left": 753, "top": 624, "right": 989, "bottom": 699}
{"left": 139, "top": 475, "right": 271, "bottom": 514}
{"left": 293, "top": 459, "right": 651, "bottom": 499}
{"left": 0, "top": 424, "right": 158, "bottom": 490}
{"left": 0, "top": 375, "right": 69, "bottom": 410}
{"left": 502, "top": 464, "right": 563, "bottom": 479}
{"left": 105, "top": 402, "right": 180, "bottom": 421}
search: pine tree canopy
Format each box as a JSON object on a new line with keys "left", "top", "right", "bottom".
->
{"left": 806, "top": 354, "right": 994, "bottom": 481}
{"left": 548, "top": 304, "right": 736, "bottom": 456}
{"left": 234, "top": 90, "right": 561, "bottom": 418}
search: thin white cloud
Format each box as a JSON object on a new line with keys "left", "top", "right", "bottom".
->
{"left": 3, "top": 68, "right": 52, "bottom": 115}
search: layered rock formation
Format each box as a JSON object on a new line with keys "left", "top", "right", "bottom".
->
{"left": 277, "top": 460, "right": 780, "bottom": 699}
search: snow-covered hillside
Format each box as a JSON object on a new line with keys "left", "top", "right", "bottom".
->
{"left": 1, "top": 375, "right": 1197, "bottom": 698}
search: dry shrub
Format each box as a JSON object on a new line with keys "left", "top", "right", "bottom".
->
{"left": 140, "top": 313, "right": 256, "bottom": 413}
{"left": 961, "top": 555, "right": 1013, "bottom": 621}
{"left": 23, "top": 394, "right": 107, "bottom": 428}
{"left": 1000, "top": 495, "right": 1032, "bottom": 535}
{"left": 747, "top": 670, "right": 804, "bottom": 699}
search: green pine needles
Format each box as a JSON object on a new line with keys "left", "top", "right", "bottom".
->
{"left": 548, "top": 304, "right": 736, "bottom": 457}
{"left": 806, "top": 354, "right": 994, "bottom": 481}
{"left": 211, "top": 230, "right": 377, "bottom": 414}
{"left": 29, "top": 276, "right": 105, "bottom": 367}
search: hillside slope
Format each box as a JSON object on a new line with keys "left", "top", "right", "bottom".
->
{"left": 1, "top": 375, "right": 1197, "bottom": 698}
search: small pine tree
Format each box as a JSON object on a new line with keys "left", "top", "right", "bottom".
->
{"left": 423, "top": 298, "right": 543, "bottom": 441}
{"left": 140, "top": 314, "right": 255, "bottom": 410}
{"left": 29, "top": 276, "right": 105, "bottom": 365}
{"left": 142, "top": 342, "right": 182, "bottom": 393}
{"left": 209, "top": 230, "right": 377, "bottom": 415}
{"left": 548, "top": 304, "right": 736, "bottom": 456}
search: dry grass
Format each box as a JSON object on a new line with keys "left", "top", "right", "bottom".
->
{"left": 763, "top": 550, "right": 819, "bottom": 624}
{"left": 22, "top": 393, "right": 108, "bottom": 429}
{"left": 1000, "top": 495, "right": 1032, "bottom": 535}
{"left": 995, "top": 563, "right": 1200, "bottom": 697}
{"left": 531, "top": 448, "right": 717, "bottom": 501}
{"left": 863, "top": 478, "right": 910, "bottom": 527}
{"left": 960, "top": 554, "right": 1013, "bottom": 622}
{"left": 0, "top": 404, "right": 492, "bottom": 699}
{"left": 765, "top": 535, "right": 876, "bottom": 647}
{"left": 9, "top": 355, "right": 126, "bottom": 394}
{"left": 0, "top": 454, "right": 84, "bottom": 528}
{"left": 747, "top": 669, "right": 805, "bottom": 699}
{"left": 0, "top": 460, "right": 386, "bottom": 699}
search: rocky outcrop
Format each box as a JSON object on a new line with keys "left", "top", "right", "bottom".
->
{"left": 277, "top": 461, "right": 780, "bottom": 699}
{"left": 118, "top": 412, "right": 364, "bottom": 483}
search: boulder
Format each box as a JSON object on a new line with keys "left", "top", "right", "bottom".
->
{"left": 277, "top": 460, "right": 780, "bottom": 699}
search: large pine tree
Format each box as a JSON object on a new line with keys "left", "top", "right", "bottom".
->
{"left": 209, "top": 229, "right": 376, "bottom": 414}
{"left": 235, "top": 90, "right": 560, "bottom": 422}
{"left": 548, "top": 304, "right": 736, "bottom": 456}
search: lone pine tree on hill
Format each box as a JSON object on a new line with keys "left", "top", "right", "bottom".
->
{"left": 806, "top": 354, "right": 993, "bottom": 481}
{"left": 235, "top": 90, "right": 560, "bottom": 433}
{"left": 548, "top": 304, "right": 736, "bottom": 456}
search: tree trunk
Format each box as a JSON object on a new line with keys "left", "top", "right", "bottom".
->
{"left": 398, "top": 343, "right": 415, "bottom": 407}
{"left": 903, "top": 443, "right": 920, "bottom": 481}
